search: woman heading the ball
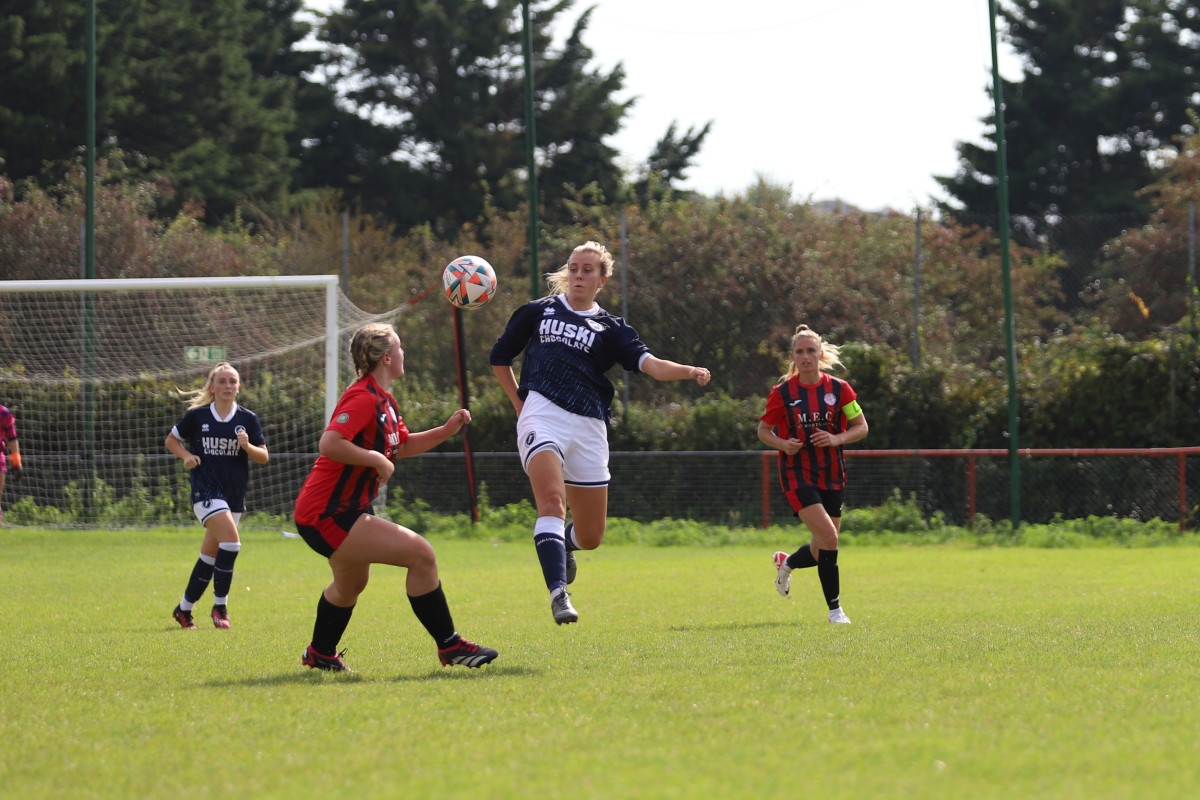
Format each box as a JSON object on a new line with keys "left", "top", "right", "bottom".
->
{"left": 167, "top": 362, "right": 269, "bottom": 630}
{"left": 294, "top": 323, "right": 497, "bottom": 672}
{"left": 490, "top": 241, "right": 712, "bottom": 625}
{"left": 758, "top": 324, "right": 868, "bottom": 624}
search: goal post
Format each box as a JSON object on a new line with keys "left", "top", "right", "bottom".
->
{"left": 0, "top": 275, "right": 377, "bottom": 528}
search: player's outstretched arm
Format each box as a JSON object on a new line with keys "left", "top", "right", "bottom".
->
{"left": 396, "top": 409, "right": 471, "bottom": 459}
{"left": 641, "top": 355, "right": 711, "bottom": 386}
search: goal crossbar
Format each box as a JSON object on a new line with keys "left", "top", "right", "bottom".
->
{"left": 0, "top": 275, "right": 341, "bottom": 423}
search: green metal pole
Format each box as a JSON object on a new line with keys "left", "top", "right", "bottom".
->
{"left": 84, "top": 0, "right": 97, "bottom": 520}
{"left": 521, "top": 1, "right": 539, "bottom": 300}
{"left": 989, "top": 0, "right": 1020, "bottom": 526}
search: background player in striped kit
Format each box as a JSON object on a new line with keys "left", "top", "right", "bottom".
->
{"left": 293, "top": 323, "right": 497, "bottom": 672}
{"left": 0, "top": 403, "right": 22, "bottom": 527}
{"left": 490, "top": 241, "right": 711, "bottom": 626}
{"left": 166, "top": 362, "right": 269, "bottom": 629}
{"left": 758, "top": 324, "right": 868, "bottom": 624}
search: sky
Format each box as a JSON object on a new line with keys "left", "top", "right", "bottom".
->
{"left": 302, "top": 0, "right": 1022, "bottom": 212}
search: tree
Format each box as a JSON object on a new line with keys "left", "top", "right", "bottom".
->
{"left": 0, "top": 0, "right": 303, "bottom": 221}
{"left": 936, "top": 0, "right": 1200, "bottom": 303}
{"left": 0, "top": 0, "right": 145, "bottom": 181}
{"left": 313, "top": 0, "right": 634, "bottom": 233}
{"left": 1089, "top": 128, "right": 1200, "bottom": 336}
{"left": 633, "top": 120, "right": 713, "bottom": 205}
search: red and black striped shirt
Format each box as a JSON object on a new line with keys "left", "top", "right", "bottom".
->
{"left": 294, "top": 374, "right": 409, "bottom": 524}
{"left": 760, "top": 373, "right": 858, "bottom": 491}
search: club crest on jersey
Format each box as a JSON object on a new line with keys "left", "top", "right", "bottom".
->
{"left": 824, "top": 393, "right": 837, "bottom": 407}
{"left": 336, "top": 412, "right": 349, "bottom": 423}
{"left": 586, "top": 320, "right": 605, "bottom": 332}
{"left": 235, "top": 425, "right": 246, "bottom": 436}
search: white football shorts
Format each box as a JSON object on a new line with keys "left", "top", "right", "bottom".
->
{"left": 193, "top": 499, "right": 242, "bottom": 526}
{"left": 516, "top": 391, "right": 610, "bottom": 487}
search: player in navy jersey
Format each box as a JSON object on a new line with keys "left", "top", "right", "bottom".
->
{"left": 166, "top": 362, "right": 269, "bottom": 629}
{"left": 294, "top": 323, "right": 497, "bottom": 672}
{"left": 0, "top": 403, "right": 22, "bottom": 527}
{"left": 490, "top": 241, "right": 712, "bottom": 625}
{"left": 759, "top": 325, "right": 868, "bottom": 624}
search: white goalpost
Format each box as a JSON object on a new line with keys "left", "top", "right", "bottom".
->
{"left": 0, "top": 275, "right": 382, "bottom": 527}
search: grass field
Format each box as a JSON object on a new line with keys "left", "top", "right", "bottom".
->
{"left": 2, "top": 526, "right": 1197, "bottom": 800}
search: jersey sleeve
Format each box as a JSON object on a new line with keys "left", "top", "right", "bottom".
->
{"left": 0, "top": 408, "right": 16, "bottom": 440}
{"left": 612, "top": 318, "right": 651, "bottom": 372}
{"left": 838, "top": 380, "right": 859, "bottom": 408}
{"left": 759, "top": 384, "right": 786, "bottom": 426}
{"left": 489, "top": 302, "right": 539, "bottom": 366}
{"left": 244, "top": 411, "right": 267, "bottom": 446}
{"left": 326, "top": 390, "right": 375, "bottom": 440}
{"left": 173, "top": 409, "right": 197, "bottom": 441}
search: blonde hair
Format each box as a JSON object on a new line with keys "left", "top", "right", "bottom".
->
{"left": 546, "top": 241, "right": 615, "bottom": 294}
{"left": 781, "top": 324, "right": 844, "bottom": 381}
{"left": 350, "top": 322, "right": 396, "bottom": 378}
{"left": 182, "top": 362, "right": 240, "bottom": 410}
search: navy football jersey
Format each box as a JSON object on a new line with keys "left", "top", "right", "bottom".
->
{"left": 172, "top": 403, "right": 266, "bottom": 512}
{"left": 490, "top": 295, "right": 650, "bottom": 422}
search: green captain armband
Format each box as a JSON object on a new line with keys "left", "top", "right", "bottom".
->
{"left": 843, "top": 400, "right": 863, "bottom": 419}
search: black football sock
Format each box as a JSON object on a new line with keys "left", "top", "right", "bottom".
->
{"left": 408, "top": 582, "right": 458, "bottom": 647}
{"left": 817, "top": 549, "right": 841, "bottom": 610}
{"left": 311, "top": 592, "right": 355, "bottom": 656}
{"left": 786, "top": 544, "right": 818, "bottom": 570}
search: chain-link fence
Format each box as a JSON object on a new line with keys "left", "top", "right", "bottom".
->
{"left": 379, "top": 447, "right": 1200, "bottom": 530}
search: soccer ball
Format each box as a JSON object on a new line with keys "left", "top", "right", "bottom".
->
{"left": 442, "top": 255, "right": 497, "bottom": 310}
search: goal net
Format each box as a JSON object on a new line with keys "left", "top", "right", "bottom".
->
{"left": 0, "top": 276, "right": 384, "bottom": 528}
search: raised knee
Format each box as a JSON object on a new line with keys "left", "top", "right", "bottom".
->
{"left": 411, "top": 539, "right": 438, "bottom": 573}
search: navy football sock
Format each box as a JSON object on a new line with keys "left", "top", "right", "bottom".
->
{"left": 212, "top": 542, "right": 241, "bottom": 604}
{"left": 533, "top": 516, "right": 568, "bottom": 593}
{"left": 181, "top": 554, "right": 215, "bottom": 608}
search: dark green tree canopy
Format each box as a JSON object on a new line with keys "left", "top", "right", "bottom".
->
{"left": 0, "top": 0, "right": 709, "bottom": 231}
{"left": 312, "top": 0, "right": 634, "bottom": 232}
{"left": 0, "top": 0, "right": 303, "bottom": 220}
{"left": 937, "top": 0, "right": 1200, "bottom": 226}
{"left": 634, "top": 120, "right": 713, "bottom": 205}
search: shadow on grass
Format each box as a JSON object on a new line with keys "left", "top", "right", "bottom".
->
{"left": 666, "top": 620, "right": 797, "bottom": 633}
{"left": 201, "top": 663, "right": 537, "bottom": 688}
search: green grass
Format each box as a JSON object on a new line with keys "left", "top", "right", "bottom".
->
{"left": 2, "top": 527, "right": 1197, "bottom": 799}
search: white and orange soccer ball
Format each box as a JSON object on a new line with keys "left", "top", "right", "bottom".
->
{"left": 442, "top": 255, "right": 497, "bottom": 310}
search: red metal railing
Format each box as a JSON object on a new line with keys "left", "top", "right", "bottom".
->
{"left": 760, "top": 447, "right": 1200, "bottom": 529}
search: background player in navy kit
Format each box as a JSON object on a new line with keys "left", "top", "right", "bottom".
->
{"left": 490, "top": 241, "right": 711, "bottom": 625}
{"left": 758, "top": 325, "right": 867, "bottom": 624}
{"left": 166, "top": 362, "right": 269, "bottom": 629}
{"left": 294, "top": 323, "right": 497, "bottom": 672}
